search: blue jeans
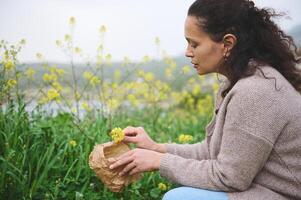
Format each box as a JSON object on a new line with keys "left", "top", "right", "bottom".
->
{"left": 162, "top": 187, "right": 228, "bottom": 200}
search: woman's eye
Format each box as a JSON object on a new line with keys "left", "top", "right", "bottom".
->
{"left": 191, "top": 43, "right": 197, "bottom": 48}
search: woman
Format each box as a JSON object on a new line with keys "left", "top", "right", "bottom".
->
{"left": 109, "top": 0, "right": 301, "bottom": 199}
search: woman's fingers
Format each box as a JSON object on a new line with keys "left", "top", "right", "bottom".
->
{"left": 109, "top": 151, "right": 134, "bottom": 169}
{"left": 129, "top": 166, "right": 140, "bottom": 176}
{"left": 123, "top": 126, "right": 138, "bottom": 136}
{"left": 123, "top": 135, "right": 138, "bottom": 143}
{"left": 109, "top": 156, "right": 133, "bottom": 169}
{"left": 119, "top": 162, "right": 136, "bottom": 176}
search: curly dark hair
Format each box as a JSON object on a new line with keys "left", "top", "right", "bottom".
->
{"left": 188, "top": 0, "right": 301, "bottom": 97}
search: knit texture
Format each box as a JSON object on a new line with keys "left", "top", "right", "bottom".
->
{"left": 159, "top": 65, "right": 301, "bottom": 200}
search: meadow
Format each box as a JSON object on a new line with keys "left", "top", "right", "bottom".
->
{"left": 0, "top": 17, "right": 220, "bottom": 199}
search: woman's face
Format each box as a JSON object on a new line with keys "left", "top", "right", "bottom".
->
{"left": 185, "top": 16, "right": 224, "bottom": 75}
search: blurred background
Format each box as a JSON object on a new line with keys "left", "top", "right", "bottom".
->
{"left": 0, "top": 0, "right": 300, "bottom": 63}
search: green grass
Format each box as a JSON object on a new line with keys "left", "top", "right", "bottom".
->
{"left": 0, "top": 101, "right": 210, "bottom": 200}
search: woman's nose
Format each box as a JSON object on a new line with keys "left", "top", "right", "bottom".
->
{"left": 185, "top": 47, "right": 193, "bottom": 58}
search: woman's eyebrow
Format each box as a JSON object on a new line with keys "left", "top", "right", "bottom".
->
{"left": 185, "top": 37, "right": 198, "bottom": 43}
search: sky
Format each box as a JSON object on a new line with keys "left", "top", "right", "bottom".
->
{"left": 0, "top": 0, "right": 300, "bottom": 63}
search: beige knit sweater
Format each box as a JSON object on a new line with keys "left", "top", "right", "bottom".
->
{"left": 159, "top": 65, "right": 301, "bottom": 200}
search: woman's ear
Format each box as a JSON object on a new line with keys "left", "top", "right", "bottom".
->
{"left": 222, "top": 34, "right": 237, "bottom": 57}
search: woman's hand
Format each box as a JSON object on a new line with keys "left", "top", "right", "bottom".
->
{"left": 108, "top": 148, "right": 164, "bottom": 176}
{"left": 122, "top": 126, "right": 166, "bottom": 153}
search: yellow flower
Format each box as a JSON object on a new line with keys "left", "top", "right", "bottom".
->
{"left": 145, "top": 72, "right": 154, "bottom": 82}
{"left": 99, "top": 25, "right": 107, "bottom": 33}
{"left": 83, "top": 71, "right": 93, "bottom": 80}
{"left": 110, "top": 127, "right": 124, "bottom": 143}
{"left": 4, "top": 60, "right": 15, "bottom": 71}
{"left": 69, "top": 140, "right": 77, "bottom": 147}
{"left": 158, "top": 183, "right": 167, "bottom": 191}
{"left": 143, "top": 55, "right": 150, "bottom": 63}
{"left": 69, "top": 16, "right": 76, "bottom": 25}
{"left": 20, "top": 39, "right": 26, "bottom": 45}
{"left": 165, "top": 68, "right": 173, "bottom": 79}
{"left": 36, "top": 53, "right": 43, "bottom": 60}
{"left": 75, "top": 91, "right": 81, "bottom": 101}
{"left": 64, "top": 34, "right": 71, "bottom": 42}
{"left": 181, "top": 65, "right": 191, "bottom": 74}
{"left": 7, "top": 79, "right": 17, "bottom": 88}
{"left": 114, "top": 70, "right": 121, "bottom": 80}
{"left": 56, "top": 40, "right": 62, "bottom": 47}
{"left": 105, "top": 54, "right": 112, "bottom": 61}
{"left": 178, "top": 134, "right": 193, "bottom": 144}
{"left": 74, "top": 47, "right": 81, "bottom": 54}
{"left": 55, "top": 68, "right": 65, "bottom": 76}
{"left": 43, "top": 73, "right": 57, "bottom": 82}
{"left": 81, "top": 101, "right": 91, "bottom": 112}
{"left": 192, "top": 85, "right": 201, "bottom": 96}
{"left": 154, "top": 37, "right": 160, "bottom": 46}
{"left": 25, "top": 67, "right": 36, "bottom": 79}
{"left": 90, "top": 76, "right": 100, "bottom": 87}
{"left": 52, "top": 82, "right": 62, "bottom": 91}
{"left": 47, "top": 89, "right": 60, "bottom": 101}
{"left": 127, "top": 94, "right": 138, "bottom": 106}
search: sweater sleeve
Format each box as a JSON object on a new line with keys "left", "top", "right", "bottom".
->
{"left": 159, "top": 83, "right": 286, "bottom": 191}
{"left": 165, "top": 140, "right": 209, "bottom": 160}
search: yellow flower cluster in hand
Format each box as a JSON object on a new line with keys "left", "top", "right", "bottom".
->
{"left": 110, "top": 128, "right": 125, "bottom": 143}
{"left": 178, "top": 134, "right": 193, "bottom": 144}
{"left": 158, "top": 183, "right": 167, "bottom": 191}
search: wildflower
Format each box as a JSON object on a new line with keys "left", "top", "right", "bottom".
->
{"left": 74, "top": 47, "right": 81, "bottom": 54}
{"left": 83, "top": 71, "right": 93, "bottom": 80}
{"left": 145, "top": 72, "right": 154, "bottom": 82}
{"left": 75, "top": 91, "right": 81, "bottom": 101}
{"left": 122, "top": 56, "right": 130, "bottom": 66}
{"left": 81, "top": 101, "right": 91, "bottom": 112}
{"left": 158, "top": 183, "right": 167, "bottom": 191}
{"left": 47, "top": 89, "right": 60, "bottom": 101}
{"left": 25, "top": 67, "right": 35, "bottom": 79}
{"left": 36, "top": 53, "right": 43, "bottom": 60}
{"left": 69, "top": 140, "right": 77, "bottom": 147}
{"left": 105, "top": 54, "right": 112, "bottom": 61}
{"left": 52, "top": 82, "right": 62, "bottom": 91}
{"left": 154, "top": 37, "right": 160, "bottom": 46}
{"left": 181, "top": 65, "right": 191, "bottom": 74}
{"left": 143, "top": 55, "right": 150, "bottom": 63}
{"left": 55, "top": 40, "right": 62, "bottom": 47}
{"left": 127, "top": 94, "right": 138, "bottom": 106}
{"left": 178, "top": 134, "right": 193, "bottom": 144}
{"left": 90, "top": 76, "right": 100, "bottom": 87}
{"left": 7, "top": 79, "right": 17, "bottom": 88}
{"left": 4, "top": 60, "right": 15, "bottom": 71}
{"left": 43, "top": 73, "right": 57, "bottom": 82}
{"left": 192, "top": 85, "right": 201, "bottom": 96}
{"left": 69, "top": 16, "right": 76, "bottom": 25}
{"left": 99, "top": 25, "right": 107, "bottom": 33}
{"left": 110, "top": 127, "right": 125, "bottom": 143}
{"left": 165, "top": 68, "right": 173, "bottom": 79}
{"left": 64, "top": 34, "right": 71, "bottom": 42}
{"left": 20, "top": 39, "right": 26, "bottom": 45}
{"left": 114, "top": 70, "right": 121, "bottom": 80}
